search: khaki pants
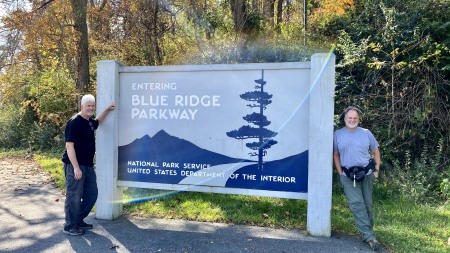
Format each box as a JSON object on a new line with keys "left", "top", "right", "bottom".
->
{"left": 340, "top": 173, "right": 376, "bottom": 242}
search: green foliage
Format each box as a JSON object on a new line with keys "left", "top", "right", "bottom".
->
{"left": 0, "top": 103, "right": 65, "bottom": 152}
{"left": 30, "top": 122, "right": 65, "bottom": 152}
{"left": 0, "top": 104, "right": 35, "bottom": 149}
{"left": 0, "top": 149, "right": 27, "bottom": 158}
{"left": 0, "top": 67, "right": 75, "bottom": 152}
{"left": 27, "top": 68, "right": 77, "bottom": 126}
{"left": 375, "top": 139, "right": 448, "bottom": 204}
{"left": 441, "top": 178, "right": 450, "bottom": 201}
{"left": 333, "top": 0, "right": 450, "bottom": 178}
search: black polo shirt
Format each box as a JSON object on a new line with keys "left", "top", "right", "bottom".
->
{"left": 62, "top": 114, "right": 99, "bottom": 166}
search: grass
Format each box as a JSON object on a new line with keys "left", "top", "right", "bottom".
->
{"left": 2, "top": 151, "right": 448, "bottom": 253}
{"left": 124, "top": 190, "right": 308, "bottom": 228}
{"left": 0, "top": 149, "right": 27, "bottom": 158}
{"left": 33, "top": 153, "right": 66, "bottom": 192}
{"left": 374, "top": 200, "right": 450, "bottom": 252}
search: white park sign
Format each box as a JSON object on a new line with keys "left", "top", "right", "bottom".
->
{"left": 94, "top": 53, "right": 335, "bottom": 236}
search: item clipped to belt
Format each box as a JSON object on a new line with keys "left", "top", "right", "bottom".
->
{"left": 343, "top": 158, "right": 376, "bottom": 187}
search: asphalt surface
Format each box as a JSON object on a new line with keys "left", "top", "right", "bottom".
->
{"left": 0, "top": 156, "right": 389, "bottom": 253}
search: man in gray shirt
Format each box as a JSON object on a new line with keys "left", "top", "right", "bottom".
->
{"left": 333, "top": 106, "right": 381, "bottom": 251}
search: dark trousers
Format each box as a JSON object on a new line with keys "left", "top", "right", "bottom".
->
{"left": 64, "top": 163, "right": 98, "bottom": 230}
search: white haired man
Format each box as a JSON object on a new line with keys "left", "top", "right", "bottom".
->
{"left": 61, "top": 94, "right": 115, "bottom": 236}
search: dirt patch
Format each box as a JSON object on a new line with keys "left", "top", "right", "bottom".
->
{"left": 0, "top": 156, "right": 55, "bottom": 193}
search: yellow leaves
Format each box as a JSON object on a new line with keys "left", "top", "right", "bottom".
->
{"left": 367, "top": 43, "right": 409, "bottom": 70}
{"left": 396, "top": 61, "right": 407, "bottom": 68}
{"left": 312, "top": 0, "right": 355, "bottom": 17}
{"left": 367, "top": 60, "right": 408, "bottom": 70}
{"left": 390, "top": 47, "right": 401, "bottom": 56}
{"left": 310, "top": 0, "right": 355, "bottom": 29}
{"left": 367, "top": 61, "right": 385, "bottom": 70}
{"left": 369, "top": 42, "right": 382, "bottom": 52}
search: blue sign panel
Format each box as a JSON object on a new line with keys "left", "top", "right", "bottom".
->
{"left": 118, "top": 65, "right": 310, "bottom": 193}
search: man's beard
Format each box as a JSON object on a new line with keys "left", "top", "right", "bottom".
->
{"left": 345, "top": 122, "right": 358, "bottom": 129}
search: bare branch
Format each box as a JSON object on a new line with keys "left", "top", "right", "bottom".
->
{"left": 32, "top": 0, "right": 56, "bottom": 12}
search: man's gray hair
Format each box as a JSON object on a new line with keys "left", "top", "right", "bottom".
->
{"left": 339, "top": 106, "right": 363, "bottom": 121}
{"left": 81, "top": 94, "right": 95, "bottom": 105}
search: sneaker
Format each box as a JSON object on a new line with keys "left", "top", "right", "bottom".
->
{"left": 63, "top": 227, "right": 85, "bottom": 236}
{"left": 368, "top": 240, "right": 381, "bottom": 251}
{"left": 78, "top": 222, "right": 93, "bottom": 230}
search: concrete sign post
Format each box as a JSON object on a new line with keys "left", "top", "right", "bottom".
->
{"left": 95, "top": 53, "right": 335, "bottom": 237}
{"left": 307, "top": 53, "right": 335, "bottom": 237}
{"left": 96, "top": 60, "right": 123, "bottom": 220}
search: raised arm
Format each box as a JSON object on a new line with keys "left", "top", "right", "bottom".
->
{"left": 96, "top": 102, "right": 116, "bottom": 124}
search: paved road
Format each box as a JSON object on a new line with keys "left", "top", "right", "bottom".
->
{"left": 0, "top": 156, "right": 388, "bottom": 253}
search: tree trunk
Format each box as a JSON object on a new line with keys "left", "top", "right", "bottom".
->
{"left": 276, "top": 0, "right": 283, "bottom": 26}
{"left": 252, "top": 0, "right": 260, "bottom": 11}
{"left": 152, "top": 1, "right": 163, "bottom": 65}
{"left": 231, "top": 0, "right": 247, "bottom": 33}
{"left": 69, "top": 0, "right": 89, "bottom": 93}
{"left": 263, "top": 0, "right": 275, "bottom": 27}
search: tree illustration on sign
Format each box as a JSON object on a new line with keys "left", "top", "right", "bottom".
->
{"left": 226, "top": 70, "right": 278, "bottom": 171}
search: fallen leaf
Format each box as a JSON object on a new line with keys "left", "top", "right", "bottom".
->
{"left": 110, "top": 243, "right": 120, "bottom": 249}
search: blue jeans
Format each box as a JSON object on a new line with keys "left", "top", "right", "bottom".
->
{"left": 64, "top": 163, "right": 98, "bottom": 230}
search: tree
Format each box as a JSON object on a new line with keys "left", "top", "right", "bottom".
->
{"left": 69, "top": 0, "right": 90, "bottom": 92}
{"left": 276, "top": 0, "right": 283, "bottom": 27}
{"left": 227, "top": 70, "right": 278, "bottom": 170}
{"left": 30, "top": 0, "right": 90, "bottom": 93}
{"left": 309, "top": 0, "right": 354, "bottom": 35}
{"left": 230, "top": 0, "right": 263, "bottom": 35}
{"left": 263, "top": 0, "right": 275, "bottom": 27}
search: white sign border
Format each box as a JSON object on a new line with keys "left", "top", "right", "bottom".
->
{"left": 95, "top": 54, "right": 335, "bottom": 237}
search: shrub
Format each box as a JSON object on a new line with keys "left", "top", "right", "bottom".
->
{"left": 440, "top": 178, "right": 450, "bottom": 200}
{"left": 0, "top": 104, "right": 34, "bottom": 149}
{"left": 380, "top": 140, "right": 448, "bottom": 203}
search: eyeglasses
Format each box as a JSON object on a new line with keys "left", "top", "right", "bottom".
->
{"left": 88, "top": 121, "right": 94, "bottom": 131}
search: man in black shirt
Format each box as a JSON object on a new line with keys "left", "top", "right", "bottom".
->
{"left": 62, "top": 94, "right": 115, "bottom": 236}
